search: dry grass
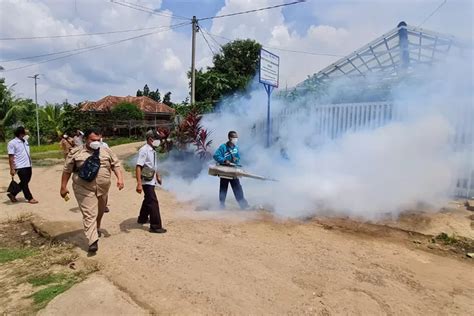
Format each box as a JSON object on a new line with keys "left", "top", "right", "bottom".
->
{"left": 0, "top": 218, "right": 99, "bottom": 313}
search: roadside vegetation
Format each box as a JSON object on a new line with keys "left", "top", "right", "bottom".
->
{"left": 0, "top": 137, "right": 140, "bottom": 163}
{"left": 0, "top": 214, "right": 99, "bottom": 313}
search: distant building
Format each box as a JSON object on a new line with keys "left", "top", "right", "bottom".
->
{"left": 80, "top": 95, "right": 175, "bottom": 135}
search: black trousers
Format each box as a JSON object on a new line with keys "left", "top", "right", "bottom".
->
{"left": 11, "top": 167, "right": 33, "bottom": 201}
{"left": 219, "top": 178, "right": 248, "bottom": 209}
{"left": 138, "top": 185, "right": 162, "bottom": 229}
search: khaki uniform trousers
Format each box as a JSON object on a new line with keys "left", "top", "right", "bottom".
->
{"left": 73, "top": 186, "right": 108, "bottom": 246}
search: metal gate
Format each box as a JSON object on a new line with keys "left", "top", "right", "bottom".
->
{"left": 252, "top": 102, "right": 473, "bottom": 198}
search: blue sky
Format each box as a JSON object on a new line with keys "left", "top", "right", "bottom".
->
{"left": 0, "top": 0, "right": 472, "bottom": 104}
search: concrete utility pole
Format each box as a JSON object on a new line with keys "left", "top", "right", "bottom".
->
{"left": 191, "top": 16, "right": 198, "bottom": 105}
{"left": 28, "top": 74, "right": 40, "bottom": 146}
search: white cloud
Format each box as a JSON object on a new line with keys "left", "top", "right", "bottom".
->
{"left": 0, "top": 0, "right": 472, "bottom": 104}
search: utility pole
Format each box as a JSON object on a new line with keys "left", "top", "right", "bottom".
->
{"left": 28, "top": 74, "right": 40, "bottom": 146}
{"left": 191, "top": 16, "right": 198, "bottom": 105}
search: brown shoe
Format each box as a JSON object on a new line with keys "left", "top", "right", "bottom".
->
{"left": 28, "top": 199, "right": 39, "bottom": 204}
{"left": 7, "top": 193, "right": 18, "bottom": 203}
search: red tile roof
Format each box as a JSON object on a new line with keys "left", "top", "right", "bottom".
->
{"left": 81, "top": 95, "right": 175, "bottom": 114}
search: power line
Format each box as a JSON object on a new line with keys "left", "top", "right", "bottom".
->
{"left": 206, "top": 31, "right": 224, "bottom": 51}
{"left": 2, "top": 23, "right": 190, "bottom": 72}
{"left": 199, "top": 0, "right": 306, "bottom": 21}
{"left": 202, "top": 30, "right": 344, "bottom": 57}
{"left": 418, "top": 0, "right": 447, "bottom": 27}
{"left": 110, "top": 0, "right": 190, "bottom": 20}
{"left": 262, "top": 45, "right": 344, "bottom": 57}
{"left": 199, "top": 27, "right": 217, "bottom": 56}
{"left": 1, "top": 22, "right": 190, "bottom": 62}
{"left": 0, "top": 23, "right": 182, "bottom": 41}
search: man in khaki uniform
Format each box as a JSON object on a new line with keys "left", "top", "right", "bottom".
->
{"left": 60, "top": 128, "right": 124, "bottom": 253}
{"left": 59, "top": 133, "right": 75, "bottom": 159}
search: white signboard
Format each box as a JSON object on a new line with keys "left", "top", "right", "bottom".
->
{"left": 259, "top": 49, "right": 279, "bottom": 87}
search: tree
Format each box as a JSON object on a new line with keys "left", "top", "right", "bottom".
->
{"left": 62, "top": 101, "right": 99, "bottom": 133}
{"left": 111, "top": 102, "right": 144, "bottom": 121}
{"left": 163, "top": 92, "right": 172, "bottom": 106}
{"left": 136, "top": 89, "right": 143, "bottom": 97}
{"left": 143, "top": 84, "right": 150, "bottom": 96}
{"left": 0, "top": 78, "right": 16, "bottom": 141}
{"left": 193, "top": 39, "right": 262, "bottom": 110}
{"left": 148, "top": 89, "right": 161, "bottom": 102}
{"left": 40, "top": 103, "right": 64, "bottom": 139}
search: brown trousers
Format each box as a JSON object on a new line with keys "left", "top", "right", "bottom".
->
{"left": 74, "top": 190, "right": 108, "bottom": 246}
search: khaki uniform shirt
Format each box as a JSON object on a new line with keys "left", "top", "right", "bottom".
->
{"left": 63, "top": 146, "right": 121, "bottom": 196}
{"left": 60, "top": 137, "right": 75, "bottom": 157}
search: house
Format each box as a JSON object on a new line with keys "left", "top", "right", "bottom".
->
{"left": 80, "top": 95, "right": 175, "bottom": 135}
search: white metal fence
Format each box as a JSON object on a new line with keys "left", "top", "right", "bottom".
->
{"left": 253, "top": 102, "right": 473, "bottom": 198}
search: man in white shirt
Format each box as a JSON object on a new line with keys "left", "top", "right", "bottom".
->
{"left": 7, "top": 126, "right": 38, "bottom": 204}
{"left": 73, "top": 129, "right": 84, "bottom": 147}
{"left": 135, "top": 130, "right": 166, "bottom": 233}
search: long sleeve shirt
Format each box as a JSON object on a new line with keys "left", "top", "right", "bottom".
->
{"left": 213, "top": 143, "right": 240, "bottom": 165}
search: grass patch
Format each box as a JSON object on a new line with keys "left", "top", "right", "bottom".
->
{"left": 0, "top": 142, "right": 61, "bottom": 155}
{"left": 27, "top": 272, "right": 80, "bottom": 310}
{"left": 432, "top": 232, "right": 474, "bottom": 254}
{"left": 0, "top": 219, "right": 100, "bottom": 314}
{"left": 28, "top": 272, "right": 72, "bottom": 287}
{"left": 1, "top": 137, "right": 139, "bottom": 164}
{"left": 434, "top": 232, "right": 459, "bottom": 245}
{"left": 0, "top": 247, "right": 37, "bottom": 263}
{"left": 30, "top": 281, "right": 77, "bottom": 309}
{"left": 107, "top": 137, "right": 141, "bottom": 147}
{"left": 31, "top": 151, "right": 63, "bottom": 160}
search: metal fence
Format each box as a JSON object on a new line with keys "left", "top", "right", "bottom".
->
{"left": 253, "top": 101, "right": 473, "bottom": 198}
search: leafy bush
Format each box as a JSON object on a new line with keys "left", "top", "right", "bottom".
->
{"left": 172, "top": 111, "right": 213, "bottom": 160}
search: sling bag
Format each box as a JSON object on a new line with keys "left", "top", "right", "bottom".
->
{"left": 78, "top": 149, "right": 101, "bottom": 182}
{"left": 141, "top": 151, "right": 156, "bottom": 181}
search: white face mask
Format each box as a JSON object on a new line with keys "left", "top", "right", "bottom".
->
{"left": 23, "top": 135, "right": 30, "bottom": 141}
{"left": 230, "top": 138, "right": 238, "bottom": 144}
{"left": 152, "top": 139, "right": 161, "bottom": 147}
{"left": 89, "top": 141, "right": 101, "bottom": 150}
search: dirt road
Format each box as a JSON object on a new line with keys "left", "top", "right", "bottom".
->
{"left": 1, "top": 142, "right": 473, "bottom": 315}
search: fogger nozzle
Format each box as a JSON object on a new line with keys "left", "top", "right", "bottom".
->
{"left": 208, "top": 165, "right": 277, "bottom": 181}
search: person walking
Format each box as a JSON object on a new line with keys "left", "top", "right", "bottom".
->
{"left": 7, "top": 126, "right": 38, "bottom": 204}
{"left": 59, "top": 133, "right": 75, "bottom": 159}
{"left": 135, "top": 130, "right": 166, "bottom": 234}
{"left": 73, "top": 129, "right": 84, "bottom": 147}
{"left": 213, "top": 131, "right": 249, "bottom": 209}
{"left": 60, "top": 128, "right": 124, "bottom": 253}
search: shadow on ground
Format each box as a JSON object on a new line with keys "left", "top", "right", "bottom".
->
{"left": 119, "top": 217, "right": 148, "bottom": 233}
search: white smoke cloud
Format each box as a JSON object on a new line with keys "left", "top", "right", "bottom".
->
{"left": 163, "top": 50, "right": 473, "bottom": 220}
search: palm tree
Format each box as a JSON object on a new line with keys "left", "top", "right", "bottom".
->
{"left": 0, "top": 79, "right": 20, "bottom": 141}
{"left": 41, "top": 103, "right": 65, "bottom": 138}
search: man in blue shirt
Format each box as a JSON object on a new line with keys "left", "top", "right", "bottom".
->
{"left": 213, "top": 131, "right": 249, "bottom": 209}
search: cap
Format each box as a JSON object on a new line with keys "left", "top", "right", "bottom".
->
{"left": 145, "top": 130, "right": 159, "bottom": 140}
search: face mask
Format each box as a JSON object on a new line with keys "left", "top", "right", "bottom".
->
{"left": 231, "top": 138, "right": 238, "bottom": 144}
{"left": 63, "top": 134, "right": 68, "bottom": 138}
{"left": 152, "top": 139, "right": 161, "bottom": 147}
{"left": 89, "top": 141, "right": 101, "bottom": 150}
{"left": 23, "top": 135, "right": 30, "bottom": 141}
